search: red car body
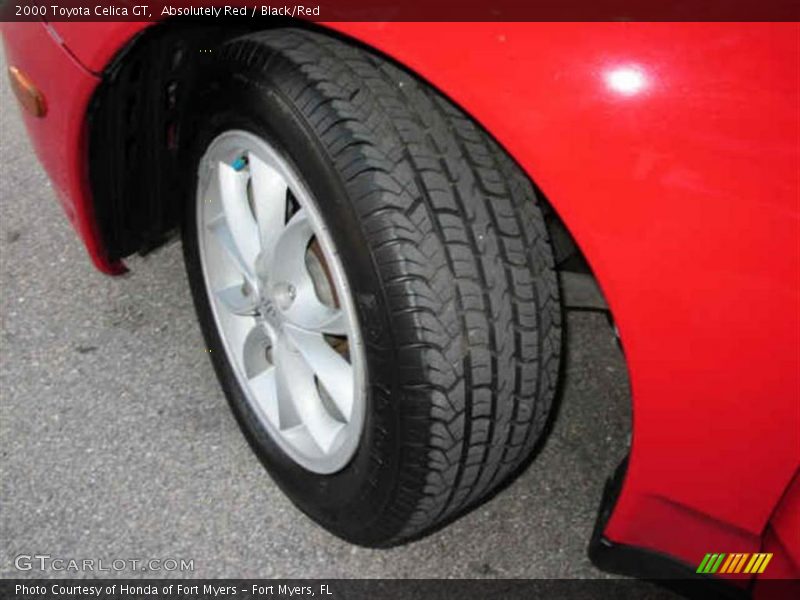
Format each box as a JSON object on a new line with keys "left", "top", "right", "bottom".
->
{"left": 3, "top": 19, "right": 798, "bottom": 590}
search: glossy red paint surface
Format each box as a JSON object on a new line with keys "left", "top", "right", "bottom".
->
{"left": 1, "top": 23, "right": 124, "bottom": 274}
{"left": 5, "top": 21, "right": 799, "bottom": 578}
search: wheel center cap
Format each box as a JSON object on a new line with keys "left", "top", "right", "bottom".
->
{"left": 258, "top": 296, "right": 282, "bottom": 331}
{"left": 256, "top": 281, "right": 295, "bottom": 334}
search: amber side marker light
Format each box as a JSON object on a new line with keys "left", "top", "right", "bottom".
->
{"left": 8, "top": 66, "right": 47, "bottom": 117}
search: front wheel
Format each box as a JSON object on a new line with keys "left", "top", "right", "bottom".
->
{"left": 182, "top": 28, "right": 562, "bottom": 547}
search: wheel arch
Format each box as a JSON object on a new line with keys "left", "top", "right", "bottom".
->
{"left": 84, "top": 12, "right": 634, "bottom": 552}
{"left": 84, "top": 19, "right": 591, "bottom": 273}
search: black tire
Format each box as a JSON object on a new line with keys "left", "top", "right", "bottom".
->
{"left": 181, "top": 28, "right": 562, "bottom": 547}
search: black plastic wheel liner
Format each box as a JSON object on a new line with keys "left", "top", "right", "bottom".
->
{"left": 87, "top": 21, "right": 251, "bottom": 261}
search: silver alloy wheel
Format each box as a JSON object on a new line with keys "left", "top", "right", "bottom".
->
{"left": 196, "top": 130, "right": 366, "bottom": 474}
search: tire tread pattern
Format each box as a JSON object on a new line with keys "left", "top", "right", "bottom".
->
{"left": 216, "top": 29, "right": 561, "bottom": 545}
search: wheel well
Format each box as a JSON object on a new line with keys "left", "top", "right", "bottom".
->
{"left": 87, "top": 18, "right": 589, "bottom": 274}
{"left": 87, "top": 20, "right": 251, "bottom": 260}
{"left": 87, "top": 19, "right": 625, "bottom": 535}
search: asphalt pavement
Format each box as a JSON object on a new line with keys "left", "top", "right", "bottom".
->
{"left": 1, "top": 49, "right": 640, "bottom": 581}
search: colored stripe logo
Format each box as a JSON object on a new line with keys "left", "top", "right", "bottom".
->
{"left": 697, "top": 553, "right": 773, "bottom": 574}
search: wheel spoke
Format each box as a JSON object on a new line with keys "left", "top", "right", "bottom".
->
{"left": 269, "top": 210, "right": 349, "bottom": 335}
{"left": 285, "top": 325, "right": 354, "bottom": 421}
{"left": 215, "top": 283, "right": 259, "bottom": 317}
{"left": 285, "top": 280, "right": 349, "bottom": 334}
{"left": 242, "top": 325, "right": 273, "bottom": 380}
{"left": 218, "top": 315, "right": 260, "bottom": 372}
{"left": 206, "top": 213, "right": 256, "bottom": 286}
{"left": 274, "top": 334, "right": 344, "bottom": 452}
{"left": 311, "top": 309, "right": 348, "bottom": 335}
{"left": 269, "top": 209, "right": 313, "bottom": 270}
{"left": 247, "top": 368, "right": 282, "bottom": 429}
{"left": 248, "top": 151, "right": 289, "bottom": 252}
{"left": 218, "top": 160, "right": 261, "bottom": 270}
